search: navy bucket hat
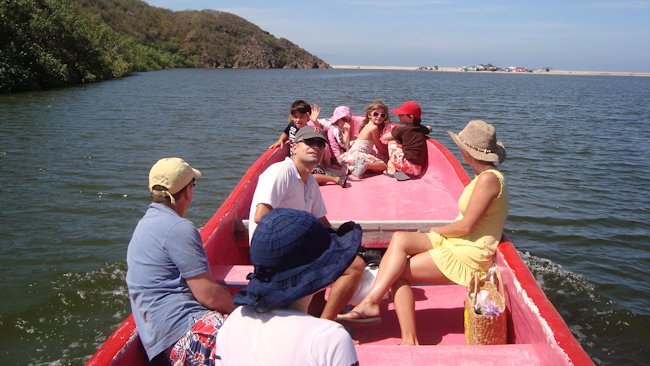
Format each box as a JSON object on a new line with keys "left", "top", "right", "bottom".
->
{"left": 234, "top": 208, "right": 361, "bottom": 308}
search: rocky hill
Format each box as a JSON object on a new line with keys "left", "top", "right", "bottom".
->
{"left": 0, "top": 0, "right": 328, "bottom": 92}
{"left": 71, "top": 0, "right": 330, "bottom": 69}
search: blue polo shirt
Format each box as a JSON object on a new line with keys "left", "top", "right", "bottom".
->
{"left": 126, "top": 203, "right": 210, "bottom": 360}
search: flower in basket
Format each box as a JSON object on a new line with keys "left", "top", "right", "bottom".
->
{"left": 477, "top": 302, "right": 501, "bottom": 316}
{"left": 474, "top": 290, "right": 501, "bottom": 316}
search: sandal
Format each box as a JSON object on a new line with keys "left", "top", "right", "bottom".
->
{"left": 335, "top": 310, "right": 382, "bottom": 327}
{"left": 338, "top": 174, "right": 348, "bottom": 188}
{"left": 394, "top": 171, "right": 411, "bottom": 181}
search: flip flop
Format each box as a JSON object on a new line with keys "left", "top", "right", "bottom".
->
{"left": 335, "top": 311, "right": 382, "bottom": 327}
{"left": 382, "top": 171, "right": 394, "bottom": 178}
{"left": 338, "top": 174, "right": 348, "bottom": 188}
{"left": 394, "top": 172, "right": 411, "bottom": 181}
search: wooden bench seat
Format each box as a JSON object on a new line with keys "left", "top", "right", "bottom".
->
{"left": 235, "top": 219, "right": 453, "bottom": 248}
{"left": 211, "top": 264, "right": 253, "bottom": 286}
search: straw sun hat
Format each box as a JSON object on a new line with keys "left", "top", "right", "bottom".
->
{"left": 234, "top": 208, "right": 361, "bottom": 309}
{"left": 448, "top": 120, "right": 506, "bottom": 164}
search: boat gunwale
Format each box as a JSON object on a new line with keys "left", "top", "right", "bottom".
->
{"left": 496, "top": 239, "right": 594, "bottom": 365}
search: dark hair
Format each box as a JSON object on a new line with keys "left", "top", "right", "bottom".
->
{"left": 290, "top": 100, "right": 311, "bottom": 116}
{"left": 413, "top": 117, "right": 422, "bottom": 125}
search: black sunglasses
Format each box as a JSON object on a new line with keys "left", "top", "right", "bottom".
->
{"left": 372, "top": 111, "right": 387, "bottom": 118}
{"left": 301, "top": 138, "right": 326, "bottom": 148}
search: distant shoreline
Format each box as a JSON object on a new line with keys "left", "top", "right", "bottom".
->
{"left": 331, "top": 65, "right": 650, "bottom": 77}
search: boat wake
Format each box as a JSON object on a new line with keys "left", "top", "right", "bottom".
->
{"left": 0, "top": 262, "right": 129, "bottom": 366}
{"left": 520, "top": 251, "right": 650, "bottom": 366}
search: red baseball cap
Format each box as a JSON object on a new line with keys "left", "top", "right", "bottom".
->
{"left": 390, "top": 101, "right": 421, "bottom": 119}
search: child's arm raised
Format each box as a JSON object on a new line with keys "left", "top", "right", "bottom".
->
{"left": 309, "top": 104, "right": 323, "bottom": 131}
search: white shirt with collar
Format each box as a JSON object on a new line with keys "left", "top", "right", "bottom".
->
{"left": 248, "top": 157, "right": 327, "bottom": 242}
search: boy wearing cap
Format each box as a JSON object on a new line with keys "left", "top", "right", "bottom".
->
{"left": 217, "top": 208, "right": 360, "bottom": 366}
{"left": 382, "top": 101, "right": 431, "bottom": 180}
{"left": 250, "top": 127, "right": 365, "bottom": 320}
{"left": 126, "top": 157, "right": 235, "bottom": 364}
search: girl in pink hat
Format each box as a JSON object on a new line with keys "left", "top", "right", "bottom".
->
{"left": 326, "top": 106, "right": 353, "bottom": 162}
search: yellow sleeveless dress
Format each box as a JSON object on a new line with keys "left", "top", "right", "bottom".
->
{"left": 426, "top": 169, "right": 508, "bottom": 287}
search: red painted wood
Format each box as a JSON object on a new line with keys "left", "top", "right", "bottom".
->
{"left": 496, "top": 239, "right": 594, "bottom": 365}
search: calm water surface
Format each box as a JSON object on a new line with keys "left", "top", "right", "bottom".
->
{"left": 1, "top": 69, "right": 649, "bottom": 365}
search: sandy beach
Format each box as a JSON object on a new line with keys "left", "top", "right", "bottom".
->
{"left": 331, "top": 65, "right": 650, "bottom": 77}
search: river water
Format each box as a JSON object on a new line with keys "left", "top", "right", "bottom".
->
{"left": 1, "top": 69, "right": 649, "bottom": 365}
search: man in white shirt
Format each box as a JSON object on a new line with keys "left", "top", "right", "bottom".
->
{"left": 248, "top": 126, "right": 364, "bottom": 320}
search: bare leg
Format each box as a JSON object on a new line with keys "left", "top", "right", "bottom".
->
{"left": 386, "top": 161, "right": 396, "bottom": 175}
{"left": 392, "top": 278, "right": 418, "bottom": 345}
{"left": 338, "top": 231, "right": 433, "bottom": 319}
{"left": 386, "top": 142, "right": 397, "bottom": 175}
{"left": 394, "top": 251, "right": 449, "bottom": 345}
{"left": 321, "top": 255, "right": 365, "bottom": 320}
{"left": 313, "top": 173, "right": 342, "bottom": 186}
{"left": 365, "top": 161, "right": 388, "bottom": 173}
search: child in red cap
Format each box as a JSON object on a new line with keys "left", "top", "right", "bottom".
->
{"left": 382, "top": 101, "right": 430, "bottom": 180}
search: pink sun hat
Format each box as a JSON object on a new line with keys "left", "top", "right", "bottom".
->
{"left": 329, "top": 106, "right": 352, "bottom": 124}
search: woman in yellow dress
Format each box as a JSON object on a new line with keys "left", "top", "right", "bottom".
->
{"left": 337, "top": 119, "right": 508, "bottom": 345}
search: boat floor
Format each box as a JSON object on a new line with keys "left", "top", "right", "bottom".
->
{"left": 319, "top": 169, "right": 460, "bottom": 222}
{"left": 351, "top": 285, "right": 549, "bottom": 365}
{"left": 350, "top": 284, "right": 466, "bottom": 346}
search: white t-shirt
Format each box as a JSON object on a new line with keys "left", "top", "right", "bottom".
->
{"left": 248, "top": 157, "right": 327, "bottom": 242}
{"left": 216, "top": 306, "right": 359, "bottom": 366}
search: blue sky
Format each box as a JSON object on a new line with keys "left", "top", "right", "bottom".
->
{"left": 144, "top": 1, "right": 650, "bottom": 72}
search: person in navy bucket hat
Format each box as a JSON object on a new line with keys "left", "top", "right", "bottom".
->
{"left": 216, "top": 208, "right": 362, "bottom": 365}
{"left": 238, "top": 208, "right": 361, "bottom": 307}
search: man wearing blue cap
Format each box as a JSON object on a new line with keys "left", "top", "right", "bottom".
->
{"left": 248, "top": 126, "right": 365, "bottom": 320}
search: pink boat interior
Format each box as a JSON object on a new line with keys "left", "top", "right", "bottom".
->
{"left": 86, "top": 131, "right": 593, "bottom": 366}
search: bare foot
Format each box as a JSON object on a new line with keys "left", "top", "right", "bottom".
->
{"left": 399, "top": 338, "right": 419, "bottom": 346}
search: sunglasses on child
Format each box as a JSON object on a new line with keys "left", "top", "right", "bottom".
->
{"left": 372, "top": 111, "right": 387, "bottom": 118}
{"left": 300, "top": 138, "right": 326, "bottom": 148}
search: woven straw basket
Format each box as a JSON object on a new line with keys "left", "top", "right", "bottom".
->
{"left": 464, "top": 270, "right": 507, "bottom": 345}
